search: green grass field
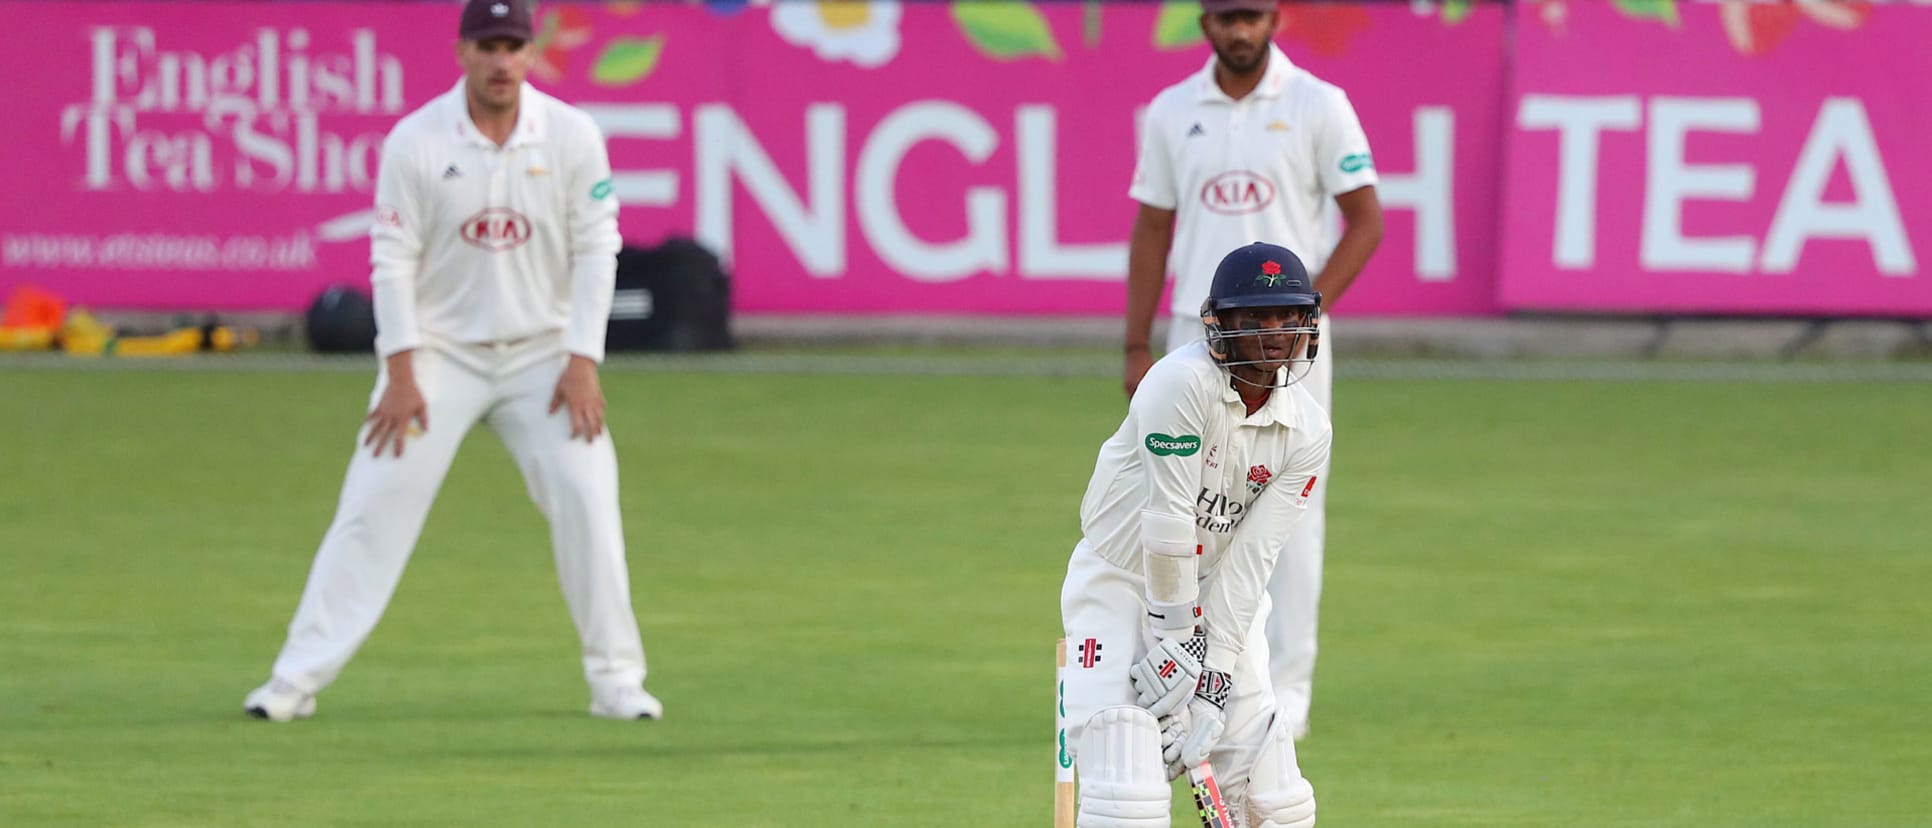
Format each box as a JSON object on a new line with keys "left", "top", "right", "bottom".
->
{"left": 2, "top": 358, "right": 1928, "bottom": 826}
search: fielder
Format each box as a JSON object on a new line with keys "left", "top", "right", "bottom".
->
{"left": 243, "top": 0, "right": 660, "bottom": 722}
{"left": 1064, "top": 242, "right": 1331, "bottom": 828}
{"left": 1124, "top": 0, "right": 1383, "bottom": 740}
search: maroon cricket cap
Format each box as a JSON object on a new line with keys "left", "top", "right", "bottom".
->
{"left": 1201, "top": 0, "right": 1279, "bottom": 13}
{"left": 459, "top": 0, "right": 534, "bottom": 42}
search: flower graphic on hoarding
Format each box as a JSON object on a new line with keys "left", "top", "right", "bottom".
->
{"left": 529, "top": 5, "right": 595, "bottom": 83}
{"left": 952, "top": 1, "right": 1063, "bottom": 61}
{"left": 1719, "top": 0, "right": 1871, "bottom": 56}
{"left": 1276, "top": 2, "right": 1373, "bottom": 57}
{"left": 1155, "top": 2, "right": 1375, "bottom": 56}
{"left": 1409, "top": 0, "right": 1476, "bottom": 26}
{"left": 1528, "top": 0, "right": 1679, "bottom": 35}
{"left": 773, "top": 1, "right": 903, "bottom": 68}
{"left": 590, "top": 36, "right": 665, "bottom": 87}
{"left": 529, "top": 5, "right": 595, "bottom": 84}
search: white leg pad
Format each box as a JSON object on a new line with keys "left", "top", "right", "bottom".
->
{"left": 1076, "top": 706, "right": 1171, "bottom": 828}
{"left": 1246, "top": 720, "right": 1317, "bottom": 828}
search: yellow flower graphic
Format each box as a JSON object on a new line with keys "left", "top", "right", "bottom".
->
{"left": 772, "top": 1, "right": 903, "bottom": 68}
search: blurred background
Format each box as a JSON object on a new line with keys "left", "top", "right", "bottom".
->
{"left": 4, "top": 2, "right": 1929, "bottom": 827}
{"left": 6, "top": 0, "right": 1929, "bottom": 356}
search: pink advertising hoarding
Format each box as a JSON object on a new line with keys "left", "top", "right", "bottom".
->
{"left": 1499, "top": 0, "right": 1932, "bottom": 316}
{"left": 1, "top": 1, "right": 1503, "bottom": 315}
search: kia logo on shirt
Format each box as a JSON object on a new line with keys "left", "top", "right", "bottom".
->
{"left": 1199, "top": 171, "right": 1277, "bottom": 215}
{"left": 460, "top": 208, "right": 532, "bottom": 251}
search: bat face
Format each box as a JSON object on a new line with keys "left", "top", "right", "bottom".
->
{"left": 1188, "top": 762, "right": 1234, "bottom": 828}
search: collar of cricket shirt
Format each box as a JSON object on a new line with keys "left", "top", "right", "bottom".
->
{"left": 1218, "top": 367, "right": 1300, "bottom": 428}
{"left": 1194, "top": 43, "right": 1296, "bottom": 105}
{"left": 445, "top": 79, "right": 550, "bottom": 149}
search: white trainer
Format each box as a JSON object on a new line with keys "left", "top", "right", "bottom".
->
{"left": 243, "top": 677, "right": 316, "bottom": 722}
{"left": 589, "top": 685, "right": 663, "bottom": 720}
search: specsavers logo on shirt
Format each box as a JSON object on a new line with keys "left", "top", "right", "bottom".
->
{"left": 1145, "top": 433, "right": 1201, "bottom": 457}
{"left": 1340, "top": 152, "right": 1374, "bottom": 173}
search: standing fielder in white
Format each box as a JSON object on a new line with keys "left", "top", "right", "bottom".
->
{"left": 1065, "top": 242, "right": 1330, "bottom": 828}
{"left": 244, "top": 0, "right": 661, "bottom": 723}
{"left": 1124, "top": 0, "right": 1383, "bottom": 741}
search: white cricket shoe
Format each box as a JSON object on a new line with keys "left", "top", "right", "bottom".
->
{"left": 243, "top": 677, "right": 316, "bottom": 722}
{"left": 589, "top": 685, "right": 663, "bottom": 720}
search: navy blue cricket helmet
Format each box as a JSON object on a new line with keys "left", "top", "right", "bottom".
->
{"left": 1198, "top": 242, "right": 1322, "bottom": 387}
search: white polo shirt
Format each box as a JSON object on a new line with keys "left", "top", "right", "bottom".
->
{"left": 369, "top": 80, "right": 622, "bottom": 362}
{"left": 1077, "top": 341, "right": 1332, "bottom": 671}
{"left": 1129, "top": 44, "right": 1378, "bottom": 322}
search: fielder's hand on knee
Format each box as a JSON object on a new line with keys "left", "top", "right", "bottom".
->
{"left": 1128, "top": 628, "right": 1207, "bottom": 718}
{"left": 1178, "top": 669, "right": 1231, "bottom": 768}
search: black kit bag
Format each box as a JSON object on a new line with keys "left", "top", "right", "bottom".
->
{"left": 304, "top": 284, "right": 377, "bottom": 353}
{"left": 607, "top": 238, "right": 735, "bottom": 352}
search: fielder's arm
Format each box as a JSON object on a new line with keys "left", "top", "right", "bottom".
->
{"left": 1125, "top": 202, "right": 1177, "bottom": 393}
{"left": 368, "top": 130, "right": 426, "bottom": 359}
{"left": 561, "top": 115, "right": 623, "bottom": 364}
{"left": 1309, "top": 84, "right": 1383, "bottom": 310}
{"left": 1311, "top": 186, "right": 1383, "bottom": 310}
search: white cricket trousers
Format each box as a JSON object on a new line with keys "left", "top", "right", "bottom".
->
{"left": 268, "top": 337, "right": 647, "bottom": 695}
{"left": 1167, "top": 313, "right": 1331, "bottom": 732}
{"left": 1060, "top": 542, "right": 1308, "bottom": 816}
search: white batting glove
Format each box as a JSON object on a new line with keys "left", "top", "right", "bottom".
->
{"left": 1178, "top": 670, "right": 1231, "bottom": 769}
{"left": 1127, "top": 628, "right": 1207, "bottom": 719}
{"left": 1157, "top": 712, "right": 1190, "bottom": 781}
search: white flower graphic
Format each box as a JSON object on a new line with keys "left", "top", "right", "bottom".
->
{"left": 771, "top": 1, "right": 902, "bottom": 68}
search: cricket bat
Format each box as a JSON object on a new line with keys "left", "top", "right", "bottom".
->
{"left": 1186, "top": 760, "right": 1234, "bottom": 828}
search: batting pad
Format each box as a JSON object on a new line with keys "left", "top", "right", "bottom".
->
{"left": 1246, "top": 723, "right": 1316, "bottom": 828}
{"left": 1076, "top": 706, "right": 1170, "bottom": 828}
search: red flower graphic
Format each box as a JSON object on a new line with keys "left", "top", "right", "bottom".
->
{"left": 1247, "top": 465, "right": 1272, "bottom": 490}
{"left": 1721, "top": 0, "right": 1871, "bottom": 57}
{"left": 1275, "top": 2, "right": 1372, "bottom": 57}
{"left": 1262, "top": 260, "right": 1282, "bottom": 276}
{"left": 529, "top": 6, "right": 594, "bottom": 84}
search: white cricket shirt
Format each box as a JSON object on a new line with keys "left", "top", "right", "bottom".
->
{"left": 1078, "top": 341, "right": 1332, "bottom": 671}
{"left": 369, "top": 80, "right": 622, "bottom": 362}
{"left": 1129, "top": 44, "right": 1378, "bottom": 321}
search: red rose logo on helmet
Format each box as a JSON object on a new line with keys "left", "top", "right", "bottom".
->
{"left": 1246, "top": 464, "right": 1272, "bottom": 494}
{"left": 1199, "top": 171, "right": 1276, "bottom": 216}
{"left": 1258, "top": 259, "right": 1284, "bottom": 287}
{"left": 460, "top": 208, "right": 532, "bottom": 252}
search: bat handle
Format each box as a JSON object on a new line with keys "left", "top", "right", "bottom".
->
{"left": 1188, "top": 761, "right": 1234, "bottom": 828}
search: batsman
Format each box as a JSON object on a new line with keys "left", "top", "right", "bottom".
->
{"left": 1061, "top": 242, "right": 1330, "bottom": 828}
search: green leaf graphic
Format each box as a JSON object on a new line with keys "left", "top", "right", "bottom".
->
{"left": 1611, "top": 0, "right": 1680, "bottom": 27}
{"left": 952, "top": 2, "right": 1063, "bottom": 61}
{"left": 1443, "top": 0, "right": 1472, "bottom": 25}
{"left": 590, "top": 36, "right": 664, "bottom": 87}
{"left": 1153, "top": 0, "right": 1203, "bottom": 50}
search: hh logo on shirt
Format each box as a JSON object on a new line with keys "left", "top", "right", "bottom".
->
{"left": 460, "top": 208, "right": 532, "bottom": 252}
{"left": 1199, "top": 171, "right": 1276, "bottom": 215}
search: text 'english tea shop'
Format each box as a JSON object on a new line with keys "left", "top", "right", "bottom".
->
{"left": 59, "top": 26, "right": 406, "bottom": 194}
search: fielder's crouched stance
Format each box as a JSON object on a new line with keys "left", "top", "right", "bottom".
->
{"left": 1063, "top": 243, "right": 1331, "bottom": 827}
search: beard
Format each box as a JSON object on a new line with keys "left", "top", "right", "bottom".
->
{"left": 1212, "top": 39, "right": 1268, "bottom": 75}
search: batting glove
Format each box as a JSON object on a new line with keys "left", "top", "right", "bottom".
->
{"left": 1178, "top": 670, "right": 1231, "bottom": 769}
{"left": 1128, "top": 628, "right": 1208, "bottom": 719}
